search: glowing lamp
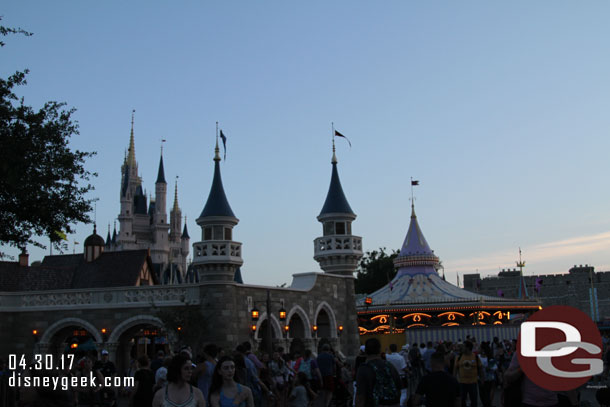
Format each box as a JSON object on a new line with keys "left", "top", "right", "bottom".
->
{"left": 70, "top": 343, "right": 78, "bottom": 349}
{"left": 312, "top": 325, "right": 318, "bottom": 332}
{"left": 251, "top": 324, "right": 257, "bottom": 332}
{"left": 284, "top": 325, "right": 289, "bottom": 332}
{"left": 32, "top": 329, "right": 38, "bottom": 335}
{"left": 251, "top": 308, "right": 260, "bottom": 321}
{"left": 365, "top": 297, "right": 372, "bottom": 305}
{"left": 101, "top": 328, "right": 107, "bottom": 334}
{"left": 279, "top": 308, "right": 287, "bottom": 321}
{"left": 177, "top": 326, "right": 183, "bottom": 332}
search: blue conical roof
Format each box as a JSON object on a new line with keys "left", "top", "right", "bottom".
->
{"left": 156, "top": 155, "right": 166, "bottom": 184}
{"left": 319, "top": 162, "right": 354, "bottom": 216}
{"left": 182, "top": 222, "right": 190, "bottom": 239}
{"left": 399, "top": 206, "right": 434, "bottom": 257}
{"left": 199, "top": 160, "right": 235, "bottom": 218}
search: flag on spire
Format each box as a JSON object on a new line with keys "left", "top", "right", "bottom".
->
{"left": 219, "top": 130, "right": 227, "bottom": 160}
{"left": 411, "top": 180, "right": 419, "bottom": 186}
{"left": 334, "top": 130, "right": 351, "bottom": 147}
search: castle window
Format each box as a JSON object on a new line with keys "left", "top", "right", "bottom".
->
{"left": 347, "top": 222, "right": 352, "bottom": 234}
{"left": 335, "top": 222, "right": 346, "bottom": 235}
{"left": 324, "top": 222, "right": 334, "bottom": 236}
{"left": 225, "top": 228, "right": 232, "bottom": 240}
{"left": 204, "top": 227, "right": 212, "bottom": 240}
{"left": 213, "top": 225, "right": 223, "bottom": 240}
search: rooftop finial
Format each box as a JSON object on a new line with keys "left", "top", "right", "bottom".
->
{"left": 214, "top": 122, "right": 221, "bottom": 162}
{"left": 161, "top": 138, "right": 166, "bottom": 156}
{"left": 410, "top": 177, "right": 419, "bottom": 217}
{"left": 331, "top": 122, "right": 338, "bottom": 164}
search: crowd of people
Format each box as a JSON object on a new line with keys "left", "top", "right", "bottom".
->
{"left": 2, "top": 333, "right": 610, "bottom": 407}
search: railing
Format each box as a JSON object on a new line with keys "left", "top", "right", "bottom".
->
{"left": 314, "top": 235, "right": 363, "bottom": 256}
{"left": 0, "top": 285, "right": 200, "bottom": 312}
{"left": 192, "top": 240, "right": 243, "bottom": 264}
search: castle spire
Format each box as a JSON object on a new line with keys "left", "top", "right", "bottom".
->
{"left": 127, "top": 109, "right": 136, "bottom": 167}
{"left": 182, "top": 216, "right": 190, "bottom": 238}
{"left": 318, "top": 147, "right": 353, "bottom": 218}
{"left": 199, "top": 140, "right": 235, "bottom": 219}
{"left": 173, "top": 177, "right": 179, "bottom": 211}
{"left": 156, "top": 153, "right": 166, "bottom": 184}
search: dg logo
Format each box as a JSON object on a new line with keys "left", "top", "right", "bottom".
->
{"left": 518, "top": 305, "right": 603, "bottom": 391}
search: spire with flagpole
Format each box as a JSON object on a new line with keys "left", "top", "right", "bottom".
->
{"left": 517, "top": 248, "right": 528, "bottom": 298}
{"left": 214, "top": 122, "right": 221, "bottom": 162}
{"left": 127, "top": 109, "right": 136, "bottom": 167}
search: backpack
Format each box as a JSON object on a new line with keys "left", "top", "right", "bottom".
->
{"left": 367, "top": 360, "right": 399, "bottom": 406}
{"left": 408, "top": 348, "right": 421, "bottom": 367}
{"left": 298, "top": 358, "right": 313, "bottom": 380}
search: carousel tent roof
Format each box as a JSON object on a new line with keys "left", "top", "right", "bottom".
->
{"left": 356, "top": 204, "right": 538, "bottom": 311}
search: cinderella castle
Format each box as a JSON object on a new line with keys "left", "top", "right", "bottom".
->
{"left": 105, "top": 113, "right": 192, "bottom": 284}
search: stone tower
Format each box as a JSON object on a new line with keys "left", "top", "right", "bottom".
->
{"left": 192, "top": 139, "right": 243, "bottom": 282}
{"left": 313, "top": 143, "right": 363, "bottom": 275}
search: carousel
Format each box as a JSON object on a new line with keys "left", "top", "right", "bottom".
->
{"left": 356, "top": 202, "right": 540, "bottom": 344}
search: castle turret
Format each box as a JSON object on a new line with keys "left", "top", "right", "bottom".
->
{"left": 118, "top": 111, "right": 139, "bottom": 247}
{"left": 181, "top": 216, "right": 190, "bottom": 270}
{"left": 151, "top": 152, "right": 169, "bottom": 265}
{"left": 84, "top": 224, "right": 105, "bottom": 262}
{"left": 155, "top": 153, "right": 167, "bottom": 223}
{"left": 169, "top": 179, "right": 182, "bottom": 242}
{"left": 192, "top": 138, "right": 242, "bottom": 282}
{"left": 314, "top": 142, "right": 362, "bottom": 275}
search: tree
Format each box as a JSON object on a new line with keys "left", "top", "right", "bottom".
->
{"left": 156, "top": 304, "right": 209, "bottom": 350}
{"left": 354, "top": 247, "right": 399, "bottom": 294}
{"left": 0, "top": 20, "right": 96, "bottom": 257}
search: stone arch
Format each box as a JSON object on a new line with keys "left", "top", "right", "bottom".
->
{"left": 286, "top": 305, "right": 312, "bottom": 339}
{"left": 254, "top": 312, "right": 283, "bottom": 340}
{"left": 40, "top": 317, "right": 102, "bottom": 344}
{"left": 108, "top": 314, "right": 168, "bottom": 343}
{"left": 314, "top": 301, "right": 338, "bottom": 338}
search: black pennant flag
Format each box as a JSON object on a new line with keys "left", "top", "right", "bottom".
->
{"left": 334, "top": 130, "right": 352, "bottom": 147}
{"left": 220, "top": 130, "right": 227, "bottom": 160}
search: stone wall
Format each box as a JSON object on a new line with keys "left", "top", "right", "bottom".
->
{"left": 0, "top": 272, "right": 360, "bottom": 360}
{"left": 463, "top": 268, "right": 610, "bottom": 321}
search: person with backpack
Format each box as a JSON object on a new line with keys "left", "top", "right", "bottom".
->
{"left": 294, "top": 349, "right": 323, "bottom": 394}
{"left": 355, "top": 338, "right": 401, "bottom": 407}
{"left": 452, "top": 341, "right": 482, "bottom": 407}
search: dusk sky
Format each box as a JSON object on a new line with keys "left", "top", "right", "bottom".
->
{"left": 3, "top": 2, "right": 610, "bottom": 287}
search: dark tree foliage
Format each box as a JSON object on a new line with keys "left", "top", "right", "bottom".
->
{"left": 0, "top": 20, "right": 96, "bottom": 256}
{"left": 156, "top": 304, "right": 208, "bottom": 349}
{"left": 354, "top": 247, "right": 399, "bottom": 294}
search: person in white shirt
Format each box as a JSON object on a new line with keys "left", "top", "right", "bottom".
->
{"left": 386, "top": 344, "right": 408, "bottom": 406}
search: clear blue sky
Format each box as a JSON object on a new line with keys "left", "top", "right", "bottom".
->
{"left": 3, "top": 1, "right": 610, "bottom": 287}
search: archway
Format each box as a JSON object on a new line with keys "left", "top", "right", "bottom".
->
{"left": 110, "top": 315, "right": 168, "bottom": 375}
{"left": 316, "top": 308, "right": 331, "bottom": 340}
{"left": 314, "top": 302, "right": 337, "bottom": 340}
{"left": 255, "top": 313, "right": 282, "bottom": 355}
{"left": 39, "top": 318, "right": 102, "bottom": 358}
